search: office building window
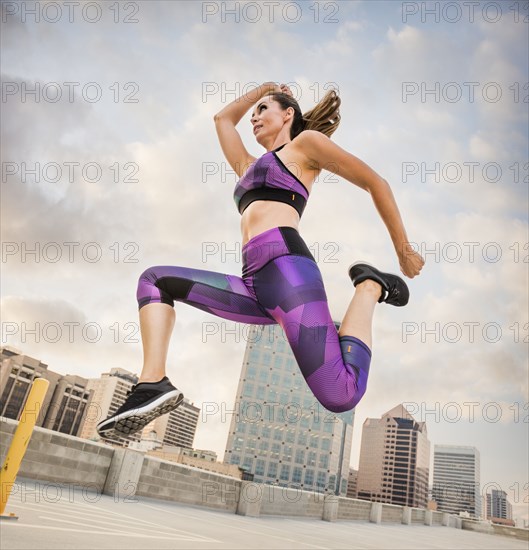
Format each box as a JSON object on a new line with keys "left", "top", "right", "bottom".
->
{"left": 295, "top": 449, "right": 305, "bottom": 464}
{"left": 292, "top": 467, "right": 303, "bottom": 483}
{"left": 318, "top": 454, "right": 329, "bottom": 469}
{"left": 271, "top": 443, "right": 281, "bottom": 460}
{"left": 317, "top": 471, "right": 327, "bottom": 489}
{"left": 279, "top": 392, "right": 289, "bottom": 405}
{"left": 280, "top": 464, "right": 290, "bottom": 481}
{"left": 282, "top": 445, "right": 293, "bottom": 462}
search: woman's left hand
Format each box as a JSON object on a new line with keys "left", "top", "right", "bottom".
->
{"left": 398, "top": 244, "right": 425, "bottom": 278}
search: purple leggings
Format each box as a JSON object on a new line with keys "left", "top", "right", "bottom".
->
{"left": 137, "top": 226, "right": 371, "bottom": 413}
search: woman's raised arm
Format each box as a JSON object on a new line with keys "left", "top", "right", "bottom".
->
{"left": 213, "top": 82, "right": 280, "bottom": 176}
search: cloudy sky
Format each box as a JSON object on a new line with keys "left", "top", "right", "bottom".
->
{"left": 2, "top": 1, "right": 528, "bottom": 522}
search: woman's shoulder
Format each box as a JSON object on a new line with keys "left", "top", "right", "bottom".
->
{"left": 293, "top": 129, "right": 330, "bottom": 147}
{"left": 290, "top": 131, "right": 332, "bottom": 170}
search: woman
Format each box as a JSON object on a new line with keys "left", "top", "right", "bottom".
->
{"left": 97, "top": 82, "right": 425, "bottom": 439}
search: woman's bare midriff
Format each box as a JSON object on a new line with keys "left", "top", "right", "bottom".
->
{"left": 241, "top": 201, "right": 301, "bottom": 246}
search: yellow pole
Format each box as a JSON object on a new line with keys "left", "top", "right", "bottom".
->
{"left": 0, "top": 377, "right": 49, "bottom": 519}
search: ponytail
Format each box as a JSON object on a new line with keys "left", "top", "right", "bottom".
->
{"left": 266, "top": 88, "right": 341, "bottom": 139}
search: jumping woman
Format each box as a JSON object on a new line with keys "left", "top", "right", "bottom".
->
{"left": 97, "top": 82, "right": 425, "bottom": 439}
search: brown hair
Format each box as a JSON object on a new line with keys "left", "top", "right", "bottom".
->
{"left": 266, "top": 88, "right": 341, "bottom": 139}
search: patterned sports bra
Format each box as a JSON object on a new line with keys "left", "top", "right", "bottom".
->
{"left": 233, "top": 144, "right": 309, "bottom": 217}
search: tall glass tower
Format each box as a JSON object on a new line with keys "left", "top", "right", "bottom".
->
{"left": 224, "top": 324, "right": 355, "bottom": 496}
{"left": 432, "top": 445, "right": 481, "bottom": 518}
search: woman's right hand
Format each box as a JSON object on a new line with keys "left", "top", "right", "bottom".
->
{"left": 262, "top": 82, "right": 293, "bottom": 96}
{"left": 262, "top": 81, "right": 280, "bottom": 93}
{"left": 279, "top": 83, "right": 293, "bottom": 96}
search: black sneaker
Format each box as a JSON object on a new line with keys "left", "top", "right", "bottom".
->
{"left": 348, "top": 262, "right": 409, "bottom": 306}
{"left": 96, "top": 376, "right": 184, "bottom": 439}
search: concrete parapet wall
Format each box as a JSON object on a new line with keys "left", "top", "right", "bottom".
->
{"left": 424, "top": 510, "right": 433, "bottom": 526}
{"left": 0, "top": 416, "right": 113, "bottom": 491}
{"left": 259, "top": 485, "right": 325, "bottom": 518}
{"left": 136, "top": 455, "right": 240, "bottom": 512}
{"left": 461, "top": 519, "right": 495, "bottom": 534}
{"left": 490, "top": 524, "right": 529, "bottom": 541}
{"left": 337, "top": 497, "right": 371, "bottom": 521}
{"left": 370, "top": 502, "right": 382, "bottom": 523}
{"left": 237, "top": 481, "right": 261, "bottom": 517}
{"left": 104, "top": 448, "right": 145, "bottom": 501}
{"left": 462, "top": 519, "right": 529, "bottom": 541}
{"left": 381, "top": 503, "right": 403, "bottom": 523}
{"left": 432, "top": 511, "right": 444, "bottom": 525}
{"left": 322, "top": 494, "right": 338, "bottom": 522}
{"left": 411, "top": 507, "right": 426, "bottom": 524}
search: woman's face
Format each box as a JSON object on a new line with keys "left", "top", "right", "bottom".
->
{"left": 250, "top": 96, "right": 292, "bottom": 145}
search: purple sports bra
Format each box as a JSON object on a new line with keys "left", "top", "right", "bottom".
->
{"left": 233, "top": 144, "right": 309, "bottom": 217}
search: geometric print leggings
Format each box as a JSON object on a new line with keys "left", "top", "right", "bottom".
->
{"left": 136, "top": 226, "right": 371, "bottom": 413}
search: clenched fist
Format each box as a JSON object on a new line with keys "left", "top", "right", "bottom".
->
{"left": 398, "top": 244, "right": 425, "bottom": 278}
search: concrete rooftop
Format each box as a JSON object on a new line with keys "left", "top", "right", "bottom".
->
{"left": 0, "top": 480, "right": 526, "bottom": 550}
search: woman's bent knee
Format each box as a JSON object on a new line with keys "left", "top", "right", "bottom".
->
{"left": 137, "top": 266, "right": 174, "bottom": 309}
{"left": 318, "top": 387, "right": 367, "bottom": 414}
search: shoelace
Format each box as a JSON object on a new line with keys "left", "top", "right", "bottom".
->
{"left": 386, "top": 285, "right": 400, "bottom": 303}
{"left": 120, "top": 386, "right": 159, "bottom": 409}
{"left": 389, "top": 285, "right": 399, "bottom": 297}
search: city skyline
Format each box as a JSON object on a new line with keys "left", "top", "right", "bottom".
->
{"left": 2, "top": 0, "right": 527, "bottom": 524}
{"left": 1, "top": 343, "right": 521, "bottom": 524}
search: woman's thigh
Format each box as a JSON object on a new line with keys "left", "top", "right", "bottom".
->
{"left": 252, "top": 255, "right": 342, "bottom": 379}
{"left": 137, "top": 264, "right": 277, "bottom": 325}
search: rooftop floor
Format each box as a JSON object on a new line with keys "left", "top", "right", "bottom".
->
{"left": 1, "top": 480, "right": 526, "bottom": 550}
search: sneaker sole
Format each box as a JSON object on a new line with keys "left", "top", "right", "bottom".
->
{"left": 97, "top": 390, "right": 184, "bottom": 439}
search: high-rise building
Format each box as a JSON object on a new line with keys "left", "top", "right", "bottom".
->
{"left": 41, "top": 374, "right": 94, "bottom": 436}
{"left": 1, "top": 346, "right": 59, "bottom": 424}
{"left": 0, "top": 347, "right": 92, "bottom": 436}
{"left": 148, "top": 397, "right": 200, "bottom": 449}
{"left": 432, "top": 445, "right": 481, "bottom": 517}
{"left": 347, "top": 467, "right": 358, "bottom": 499}
{"left": 224, "top": 324, "right": 355, "bottom": 496}
{"left": 80, "top": 367, "right": 141, "bottom": 446}
{"left": 357, "top": 404, "right": 430, "bottom": 508}
{"left": 486, "top": 489, "right": 513, "bottom": 521}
